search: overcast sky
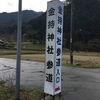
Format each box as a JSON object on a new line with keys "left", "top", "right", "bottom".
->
{"left": 0, "top": 0, "right": 64, "bottom": 13}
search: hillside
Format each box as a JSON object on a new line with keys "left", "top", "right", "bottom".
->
{"left": 0, "top": 10, "right": 43, "bottom": 23}
{"left": 23, "top": 0, "right": 100, "bottom": 52}
{"left": 0, "top": 0, "right": 100, "bottom": 52}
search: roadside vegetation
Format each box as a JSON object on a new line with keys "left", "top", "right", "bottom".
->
{"left": 0, "top": 43, "right": 100, "bottom": 68}
{"left": 0, "top": 78, "right": 43, "bottom": 100}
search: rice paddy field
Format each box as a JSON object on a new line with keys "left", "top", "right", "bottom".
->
{"left": 0, "top": 43, "right": 100, "bottom": 68}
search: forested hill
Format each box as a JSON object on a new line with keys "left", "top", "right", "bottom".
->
{"left": 23, "top": 0, "right": 100, "bottom": 52}
{"left": 0, "top": 0, "right": 100, "bottom": 52}
{"left": 0, "top": 10, "right": 43, "bottom": 23}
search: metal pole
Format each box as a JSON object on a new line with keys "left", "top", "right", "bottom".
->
{"left": 15, "top": 0, "right": 22, "bottom": 100}
{"left": 59, "top": 92, "right": 61, "bottom": 99}
{"left": 44, "top": 93, "right": 45, "bottom": 100}
{"left": 70, "top": 0, "right": 74, "bottom": 64}
{"left": 53, "top": 95, "right": 55, "bottom": 100}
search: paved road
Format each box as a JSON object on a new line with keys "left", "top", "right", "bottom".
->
{"left": 62, "top": 66, "right": 100, "bottom": 100}
{"left": 0, "top": 58, "right": 100, "bottom": 100}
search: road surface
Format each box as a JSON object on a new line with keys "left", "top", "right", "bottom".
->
{"left": 0, "top": 58, "right": 100, "bottom": 100}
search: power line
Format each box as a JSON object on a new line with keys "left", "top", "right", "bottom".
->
{"left": 30, "top": 0, "right": 47, "bottom": 10}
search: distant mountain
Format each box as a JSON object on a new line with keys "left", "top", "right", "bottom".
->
{"left": 0, "top": 10, "right": 43, "bottom": 23}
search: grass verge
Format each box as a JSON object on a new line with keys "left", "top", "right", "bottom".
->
{"left": 1, "top": 54, "right": 100, "bottom": 68}
{"left": 0, "top": 79, "right": 43, "bottom": 100}
{"left": 63, "top": 64, "right": 100, "bottom": 69}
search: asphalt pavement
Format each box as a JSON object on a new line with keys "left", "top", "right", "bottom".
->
{"left": 0, "top": 58, "right": 100, "bottom": 100}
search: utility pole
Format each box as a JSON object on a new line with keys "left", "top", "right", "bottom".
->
{"left": 70, "top": 0, "right": 74, "bottom": 64}
{"left": 15, "top": 0, "right": 22, "bottom": 100}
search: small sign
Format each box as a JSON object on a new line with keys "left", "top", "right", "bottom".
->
{"left": 44, "top": 0, "right": 64, "bottom": 95}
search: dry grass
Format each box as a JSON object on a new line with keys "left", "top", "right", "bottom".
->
{"left": 1, "top": 53, "right": 100, "bottom": 67}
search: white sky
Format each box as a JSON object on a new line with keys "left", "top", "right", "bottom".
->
{"left": 0, "top": 0, "right": 65, "bottom": 13}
